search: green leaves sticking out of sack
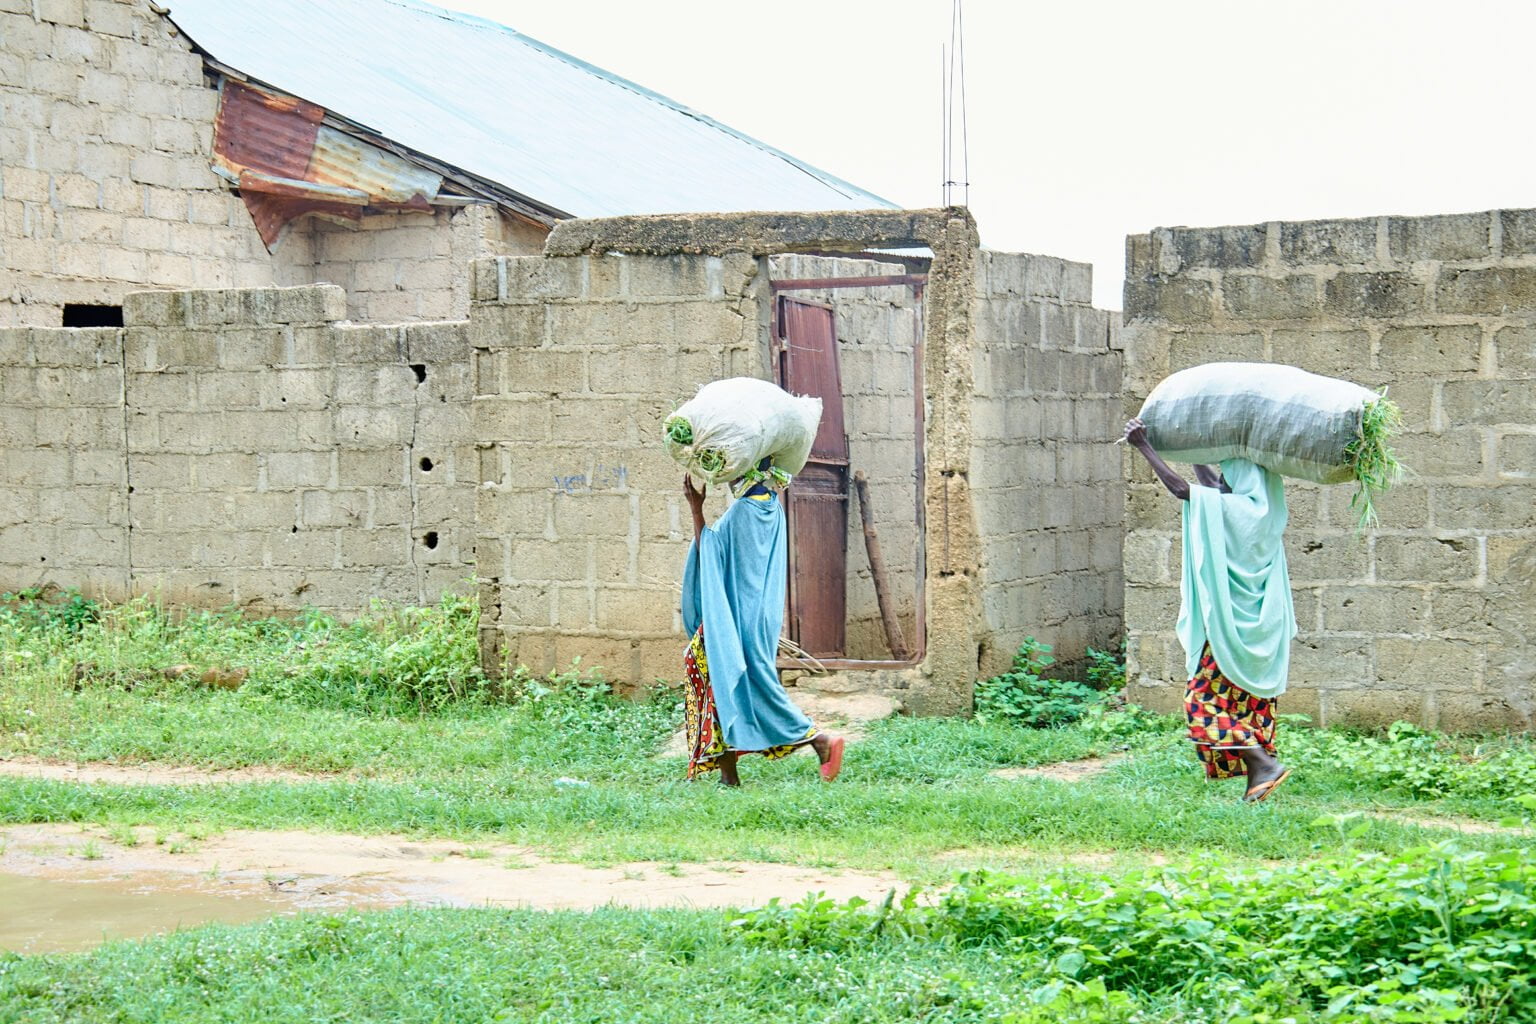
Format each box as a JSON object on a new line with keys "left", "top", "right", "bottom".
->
{"left": 1139, "top": 362, "right": 1404, "bottom": 528}
{"left": 663, "top": 377, "right": 822, "bottom": 494}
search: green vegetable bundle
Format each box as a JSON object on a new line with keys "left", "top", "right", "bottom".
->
{"left": 1344, "top": 392, "right": 1405, "bottom": 528}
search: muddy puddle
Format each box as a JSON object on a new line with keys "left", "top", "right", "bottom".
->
{"left": 0, "top": 824, "right": 904, "bottom": 953}
{"left": 0, "top": 872, "right": 297, "bottom": 954}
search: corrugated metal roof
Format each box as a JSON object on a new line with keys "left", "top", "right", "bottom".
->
{"left": 162, "top": 0, "right": 897, "bottom": 219}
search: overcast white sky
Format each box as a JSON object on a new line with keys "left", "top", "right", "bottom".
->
{"left": 441, "top": 1, "right": 1535, "bottom": 309}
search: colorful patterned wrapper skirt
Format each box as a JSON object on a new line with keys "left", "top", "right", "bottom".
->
{"left": 1184, "top": 644, "right": 1278, "bottom": 780}
{"left": 683, "top": 626, "right": 814, "bottom": 780}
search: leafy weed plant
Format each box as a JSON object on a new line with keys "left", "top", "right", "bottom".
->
{"left": 974, "top": 638, "right": 1102, "bottom": 728}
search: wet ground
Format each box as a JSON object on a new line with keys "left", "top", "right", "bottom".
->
{"left": 0, "top": 823, "right": 904, "bottom": 953}
{"left": 0, "top": 872, "right": 296, "bottom": 954}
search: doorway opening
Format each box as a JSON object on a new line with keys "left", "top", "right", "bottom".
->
{"left": 768, "top": 255, "right": 927, "bottom": 670}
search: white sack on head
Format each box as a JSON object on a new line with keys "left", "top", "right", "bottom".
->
{"left": 1138, "top": 362, "right": 1378, "bottom": 485}
{"left": 663, "top": 377, "right": 822, "bottom": 487}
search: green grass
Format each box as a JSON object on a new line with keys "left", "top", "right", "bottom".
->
{"left": 3, "top": 844, "right": 1532, "bottom": 1022}
{"left": 0, "top": 906, "right": 1069, "bottom": 1023}
{"left": 4, "top": 592, "right": 1536, "bottom": 1023}
{"left": 2, "top": 591, "right": 1534, "bottom": 877}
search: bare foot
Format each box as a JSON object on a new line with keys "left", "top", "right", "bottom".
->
{"left": 718, "top": 752, "right": 741, "bottom": 787}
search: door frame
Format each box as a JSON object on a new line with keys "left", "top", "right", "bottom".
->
{"left": 768, "top": 270, "right": 928, "bottom": 670}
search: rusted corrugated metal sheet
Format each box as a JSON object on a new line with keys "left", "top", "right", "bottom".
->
{"left": 213, "top": 79, "right": 447, "bottom": 247}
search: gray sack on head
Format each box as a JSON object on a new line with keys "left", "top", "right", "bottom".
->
{"left": 1138, "top": 362, "right": 1376, "bottom": 484}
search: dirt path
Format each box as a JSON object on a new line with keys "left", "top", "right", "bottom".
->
{"left": 991, "top": 753, "right": 1126, "bottom": 782}
{"left": 0, "top": 757, "right": 324, "bottom": 786}
{"left": 0, "top": 823, "right": 905, "bottom": 916}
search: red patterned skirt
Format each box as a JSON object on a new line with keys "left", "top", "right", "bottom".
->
{"left": 682, "top": 626, "right": 811, "bottom": 780}
{"left": 1184, "top": 644, "right": 1277, "bottom": 780}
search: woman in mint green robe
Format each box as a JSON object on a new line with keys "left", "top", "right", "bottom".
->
{"left": 1126, "top": 419, "right": 1294, "bottom": 802}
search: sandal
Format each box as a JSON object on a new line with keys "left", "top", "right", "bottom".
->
{"left": 819, "top": 735, "right": 845, "bottom": 782}
{"left": 1243, "top": 768, "right": 1292, "bottom": 803}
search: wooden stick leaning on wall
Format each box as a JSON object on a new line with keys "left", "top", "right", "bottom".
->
{"left": 852, "top": 471, "right": 911, "bottom": 661}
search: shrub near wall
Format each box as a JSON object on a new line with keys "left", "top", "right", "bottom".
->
{"left": 1122, "top": 210, "right": 1536, "bottom": 730}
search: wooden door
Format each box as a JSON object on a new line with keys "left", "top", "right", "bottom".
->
{"left": 776, "top": 298, "right": 848, "bottom": 657}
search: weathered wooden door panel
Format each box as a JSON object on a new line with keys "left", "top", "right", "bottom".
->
{"left": 777, "top": 298, "right": 848, "bottom": 658}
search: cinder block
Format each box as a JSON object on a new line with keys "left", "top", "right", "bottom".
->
{"left": 1221, "top": 274, "right": 1319, "bottom": 320}
{"left": 1387, "top": 212, "right": 1490, "bottom": 262}
{"left": 1390, "top": 430, "right": 1482, "bottom": 479}
{"left": 1327, "top": 483, "right": 1428, "bottom": 531}
{"left": 268, "top": 529, "right": 340, "bottom": 569}
{"left": 1430, "top": 588, "right": 1498, "bottom": 640}
{"left": 1494, "top": 326, "right": 1536, "bottom": 376}
{"left": 1497, "top": 209, "right": 1536, "bottom": 256}
{"left": 265, "top": 451, "right": 333, "bottom": 488}
{"left": 1169, "top": 331, "right": 1263, "bottom": 367}
{"left": 1436, "top": 267, "right": 1536, "bottom": 315}
{"left": 1123, "top": 275, "right": 1214, "bottom": 324}
{"left": 405, "top": 321, "right": 469, "bottom": 363}
{"left": 1377, "top": 325, "right": 1480, "bottom": 376}
{"left": 1286, "top": 533, "right": 1369, "bottom": 582}
{"left": 1377, "top": 635, "right": 1483, "bottom": 691}
{"left": 1440, "top": 380, "right": 1536, "bottom": 426}
{"left": 1497, "top": 434, "right": 1536, "bottom": 478}
{"left": 477, "top": 399, "right": 553, "bottom": 445}
{"left": 298, "top": 489, "right": 367, "bottom": 529}
{"left": 503, "top": 350, "right": 587, "bottom": 395}
{"left": 335, "top": 406, "right": 412, "bottom": 446}
{"left": 501, "top": 255, "right": 583, "bottom": 301}
{"left": 509, "top": 539, "right": 587, "bottom": 582}
{"left": 596, "top": 586, "right": 675, "bottom": 633}
{"left": 551, "top": 492, "right": 631, "bottom": 539}
{"left": 1168, "top": 224, "right": 1266, "bottom": 270}
{"left": 215, "top": 327, "right": 285, "bottom": 368}
{"left": 270, "top": 285, "right": 347, "bottom": 324}
{"left": 622, "top": 254, "right": 715, "bottom": 299}
{"left": 193, "top": 370, "right": 264, "bottom": 411}
{"left": 1324, "top": 271, "right": 1423, "bottom": 318}
{"left": 192, "top": 452, "right": 259, "bottom": 490}
{"left": 1431, "top": 483, "right": 1536, "bottom": 530}
{"left": 1374, "top": 534, "right": 1478, "bottom": 583}
{"left": 1322, "top": 687, "right": 1430, "bottom": 730}
{"left": 1271, "top": 329, "right": 1371, "bottom": 377}
{"left": 1289, "top": 635, "right": 1372, "bottom": 691}
{"left": 468, "top": 304, "right": 545, "bottom": 350}
{"left": 1121, "top": 531, "right": 1169, "bottom": 585}
{"left": 1314, "top": 583, "right": 1431, "bottom": 632}
{"left": 1280, "top": 217, "right": 1379, "bottom": 266}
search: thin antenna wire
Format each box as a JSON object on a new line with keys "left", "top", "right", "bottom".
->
{"left": 957, "top": 0, "right": 969, "bottom": 206}
{"left": 941, "top": 0, "right": 969, "bottom": 208}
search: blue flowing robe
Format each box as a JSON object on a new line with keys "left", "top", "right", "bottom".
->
{"left": 681, "top": 493, "right": 814, "bottom": 751}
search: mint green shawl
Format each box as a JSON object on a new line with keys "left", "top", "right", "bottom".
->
{"left": 1176, "top": 459, "right": 1297, "bottom": 699}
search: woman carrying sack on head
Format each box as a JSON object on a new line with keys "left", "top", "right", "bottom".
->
{"left": 681, "top": 459, "right": 845, "bottom": 787}
{"left": 1125, "top": 418, "right": 1294, "bottom": 802}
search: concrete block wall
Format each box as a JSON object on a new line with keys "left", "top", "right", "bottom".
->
{"left": 275, "top": 206, "right": 544, "bottom": 324}
{"left": 0, "top": 0, "right": 276, "bottom": 325}
{"left": 0, "top": 283, "right": 475, "bottom": 613}
{"left": 970, "top": 251, "right": 1124, "bottom": 676}
{"left": 768, "top": 254, "right": 922, "bottom": 660}
{"left": 0, "top": 324, "right": 130, "bottom": 591}
{"left": 1123, "top": 209, "right": 1536, "bottom": 730}
{"left": 471, "top": 251, "right": 765, "bottom": 685}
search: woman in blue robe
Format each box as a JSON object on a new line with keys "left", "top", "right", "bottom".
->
{"left": 681, "top": 464, "right": 845, "bottom": 786}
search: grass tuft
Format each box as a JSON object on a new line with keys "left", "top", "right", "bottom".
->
{"left": 1345, "top": 391, "right": 1405, "bottom": 529}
